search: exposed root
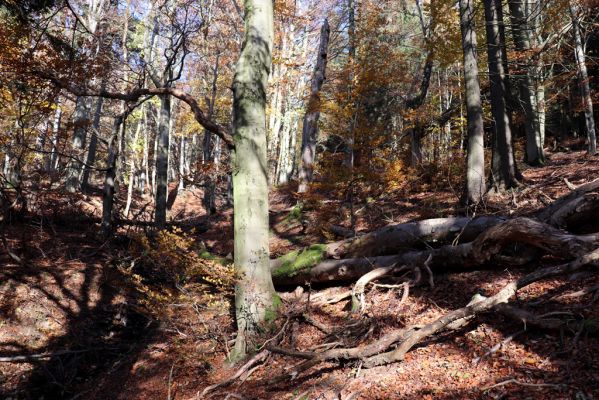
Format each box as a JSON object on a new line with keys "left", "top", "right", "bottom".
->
{"left": 263, "top": 248, "right": 599, "bottom": 384}
{"left": 198, "top": 350, "right": 269, "bottom": 398}
{"left": 350, "top": 264, "right": 403, "bottom": 313}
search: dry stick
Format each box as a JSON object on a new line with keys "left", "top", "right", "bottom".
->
{"left": 302, "top": 313, "right": 333, "bottom": 334}
{"left": 482, "top": 378, "right": 567, "bottom": 391}
{"left": 472, "top": 330, "right": 525, "bottom": 365}
{"left": 0, "top": 348, "right": 101, "bottom": 362}
{"left": 198, "top": 350, "right": 269, "bottom": 399}
{"left": 264, "top": 248, "right": 599, "bottom": 384}
{"left": 167, "top": 363, "right": 175, "bottom": 400}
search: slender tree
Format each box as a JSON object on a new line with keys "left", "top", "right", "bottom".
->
{"left": 508, "top": 0, "right": 545, "bottom": 165}
{"left": 459, "top": 0, "right": 486, "bottom": 203}
{"left": 298, "top": 19, "right": 330, "bottom": 193}
{"left": 484, "top": 0, "right": 518, "bottom": 190}
{"left": 569, "top": 0, "right": 596, "bottom": 155}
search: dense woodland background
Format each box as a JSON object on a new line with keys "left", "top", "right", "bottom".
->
{"left": 0, "top": 0, "right": 598, "bottom": 398}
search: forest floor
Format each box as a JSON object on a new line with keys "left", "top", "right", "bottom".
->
{"left": 1, "top": 147, "right": 599, "bottom": 399}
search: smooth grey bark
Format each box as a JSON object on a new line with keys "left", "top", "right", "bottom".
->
{"left": 231, "top": 0, "right": 277, "bottom": 359}
{"left": 267, "top": 31, "right": 286, "bottom": 184}
{"left": 298, "top": 19, "right": 330, "bottom": 193}
{"left": 484, "top": 0, "right": 518, "bottom": 190}
{"left": 276, "top": 111, "right": 295, "bottom": 185}
{"left": 459, "top": 0, "right": 486, "bottom": 203}
{"left": 47, "top": 105, "right": 62, "bottom": 171}
{"left": 65, "top": 96, "right": 90, "bottom": 192}
{"left": 569, "top": 0, "right": 596, "bottom": 155}
{"left": 203, "top": 54, "right": 219, "bottom": 215}
{"left": 140, "top": 108, "right": 149, "bottom": 193}
{"left": 154, "top": 94, "right": 171, "bottom": 228}
{"left": 507, "top": 0, "right": 545, "bottom": 165}
{"left": 81, "top": 92, "right": 105, "bottom": 188}
{"left": 151, "top": 127, "right": 157, "bottom": 195}
{"left": 178, "top": 136, "right": 186, "bottom": 190}
{"left": 124, "top": 119, "right": 142, "bottom": 217}
{"left": 101, "top": 115, "right": 123, "bottom": 236}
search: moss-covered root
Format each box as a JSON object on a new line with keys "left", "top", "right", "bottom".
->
{"left": 271, "top": 244, "right": 327, "bottom": 279}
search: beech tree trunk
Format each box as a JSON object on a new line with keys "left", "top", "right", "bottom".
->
{"left": 81, "top": 92, "right": 105, "bottom": 189}
{"left": 47, "top": 104, "right": 62, "bottom": 172}
{"left": 459, "top": 0, "right": 486, "bottom": 203}
{"left": 298, "top": 19, "right": 330, "bottom": 193}
{"left": 203, "top": 54, "right": 219, "bottom": 215}
{"left": 231, "top": 0, "right": 277, "bottom": 360}
{"left": 124, "top": 119, "right": 142, "bottom": 217}
{"left": 154, "top": 94, "right": 171, "bottom": 228}
{"left": 484, "top": 0, "right": 518, "bottom": 190}
{"left": 101, "top": 116, "right": 123, "bottom": 236}
{"left": 508, "top": 0, "right": 545, "bottom": 165}
{"left": 569, "top": 0, "right": 597, "bottom": 155}
{"left": 65, "top": 96, "right": 90, "bottom": 192}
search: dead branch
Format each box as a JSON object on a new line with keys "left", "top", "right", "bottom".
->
{"left": 263, "top": 248, "right": 599, "bottom": 383}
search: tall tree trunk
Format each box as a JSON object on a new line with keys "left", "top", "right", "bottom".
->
{"left": 154, "top": 94, "right": 171, "bottom": 228}
{"left": 141, "top": 108, "right": 149, "bottom": 194}
{"left": 231, "top": 0, "right": 277, "bottom": 360}
{"left": 569, "top": 0, "right": 597, "bottom": 155}
{"left": 298, "top": 19, "right": 330, "bottom": 193}
{"left": 459, "top": 0, "right": 486, "bottom": 203}
{"left": 267, "top": 30, "right": 287, "bottom": 184}
{"left": 47, "top": 104, "right": 62, "bottom": 172}
{"left": 101, "top": 115, "right": 123, "bottom": 236}
{"left": 81, "top": 92, "right": 105, "bottom": 189}
{"left": 276, "top": 111, "right": 293, "bottom": 185}
{"left": 124, "top": 119, "right": 141, "bottom": 217}
{"left": 344, "top": 0, "right": 357, "bottom": 169}
{"left": 178, "top": 136, "right": 186, "bottom": 190}
{"left": 484, "top": 0, "right": 518, "bottom": 190}
{"left": 508, "top": 0, "right": 545, "bottom": 165}
{"left": 203, "top": 54, "right": 219, "bottom": 215}
{"left": 65, "top": 96, "right": 90, "bottom": 192}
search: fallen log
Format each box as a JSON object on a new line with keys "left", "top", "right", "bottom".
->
{"left": 536, "top": 178, "right": 599, "bottom": 225}
{"left": 271, "top": 216, "right": 505, "bottom": 273}
{"left": 272, "top": 218, "right": 599, "bottom": 285}
{"left": 544, "top": 192, "right": 599, "bottom": 230}
{"left": 271, "top": 182, "right": 599, "bottom": 275}
{"left": 265, "top": 247, "right": 599, "bottom": 384}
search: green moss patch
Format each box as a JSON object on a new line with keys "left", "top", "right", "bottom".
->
{"left": 272, "top": 244, "right": 326, "bottom": 278}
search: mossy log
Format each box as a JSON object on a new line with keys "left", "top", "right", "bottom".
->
{"left": 270, "top": 216, "right": 505, "bottom": 271}
{"left": 272, "top": 218, "right": 599, "bottom": 285}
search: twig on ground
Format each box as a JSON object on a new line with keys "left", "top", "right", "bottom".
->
{"left": 482, "top": 378, "right": 567, "bottom": 391}
{"left": 198, "top": 350, "right": 269, "bottom": 399}
{"left": 167, "top": 362, "right": 175, "bottom": 400}
{"left": 473, "top": 330, "right": 524, "bottom": 365}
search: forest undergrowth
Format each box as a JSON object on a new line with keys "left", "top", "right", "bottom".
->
{"left": 1, "top": 148, "right": 599, "bottom": 400}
